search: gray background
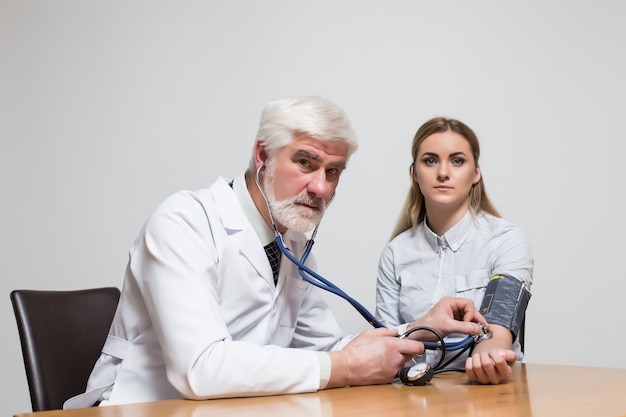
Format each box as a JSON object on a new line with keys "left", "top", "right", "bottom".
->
{"left": 2, "top": 1, "right": 625, "bottom": 415}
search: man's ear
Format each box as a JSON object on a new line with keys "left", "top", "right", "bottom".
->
{"left": 253, "top": 140, "right": 269, "bottom": 169}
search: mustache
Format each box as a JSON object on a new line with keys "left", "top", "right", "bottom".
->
{"left": 292, "top": 194, "right": 325, "bottom": 211}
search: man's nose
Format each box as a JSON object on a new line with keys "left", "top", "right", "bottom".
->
{"left": 307, "top": 170, "right": 333, "bottom": 200}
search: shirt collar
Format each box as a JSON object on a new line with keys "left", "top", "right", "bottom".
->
{"left": 232, "top": 171, "right": 276, "bottom": 247}
{"left": 424, "top": 210, "right": 473, "bottom": 253}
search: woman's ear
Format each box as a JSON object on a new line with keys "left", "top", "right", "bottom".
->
{"left": 473, "top": 165, "right": 482, "bottom": 185}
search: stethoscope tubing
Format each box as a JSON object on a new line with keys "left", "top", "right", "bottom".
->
{"left": 276, "top": 234, "right": 384, "bottom": 328}
{"left": 275, "top": 233, "right": 475, "bottom": 352}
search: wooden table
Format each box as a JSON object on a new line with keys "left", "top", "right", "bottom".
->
{"left": 14, "top": 363, "right": 626, "bottom": 417}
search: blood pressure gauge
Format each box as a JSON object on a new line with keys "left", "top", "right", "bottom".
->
{"left": 398, "top": 361, "right": 434, "bottom": 386}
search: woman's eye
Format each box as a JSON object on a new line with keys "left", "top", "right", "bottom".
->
{"left": 452, "top": 158, "right": 465, "bottom": 166}
{"left": 423, "top": 158, "right": 436, "bottom": 166}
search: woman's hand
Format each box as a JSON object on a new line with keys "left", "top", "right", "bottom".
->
{"left": 465, "top": 324, "right": 516, "bottom": 384}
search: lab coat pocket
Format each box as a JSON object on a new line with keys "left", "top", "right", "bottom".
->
{"left": 279, "top": 276, "right": 308, "bottom": 328}
{"left": 455, "top": 270, "right": 489, "bottom": 306}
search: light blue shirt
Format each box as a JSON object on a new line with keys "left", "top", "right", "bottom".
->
{"left": 376, "top": 211, "right": 533, "bottom": 368}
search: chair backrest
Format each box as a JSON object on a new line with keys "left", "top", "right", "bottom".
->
{"left": 518, "top": 315, "right": 526, "bottom": 353}
{"left": 10, "top": 287, "right": 120, "bottom": 411}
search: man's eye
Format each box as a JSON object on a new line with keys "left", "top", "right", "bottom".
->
{"left": 297, "top": 159, "right": 312, "bottom": 168}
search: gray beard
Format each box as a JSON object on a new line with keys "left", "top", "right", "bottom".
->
{"left": 263, "top": 165, "right": 325, "bottom": 233}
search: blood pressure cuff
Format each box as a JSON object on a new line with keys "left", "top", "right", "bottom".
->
{"left": 479, "top": 274, "right": 531, "bottom": 339}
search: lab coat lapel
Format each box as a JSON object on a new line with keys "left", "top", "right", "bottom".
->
{"left": 237, "top": 226, "right": 274, "bottom": 286}
{"left": 211, "top": 178, "right": 274, "bottom": 286}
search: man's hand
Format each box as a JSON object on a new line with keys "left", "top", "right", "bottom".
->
{"left": 327, "top": 328, "right": 423, "bottom": 388}
{"left": 406, "top": 297, "right": 487, "bottom": 340}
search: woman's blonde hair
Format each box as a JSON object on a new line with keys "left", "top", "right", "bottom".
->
{"left": 390, "top": 117, "right": 500, "bottom": 240}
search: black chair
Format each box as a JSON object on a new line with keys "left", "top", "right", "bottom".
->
{"left": 518, "top": 315, "right": 526, "bottom": 353}
{"left": 10, "top": 287, "right": 120, "bottom": 411}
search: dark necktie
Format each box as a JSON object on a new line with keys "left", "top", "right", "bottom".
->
{"left": 264, "top": 240, "right": 282, "bottom": 285}
{"left": 229, "top": 180, "right": 281, "bottom": 284}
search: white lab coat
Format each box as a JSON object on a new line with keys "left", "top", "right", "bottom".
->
{"left": 64, "top": 177, "right": 351, "bottom": 408}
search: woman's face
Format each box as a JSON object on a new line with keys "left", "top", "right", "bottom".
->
{"left": 413, "top": 131, "right": 481, "bottom": 213}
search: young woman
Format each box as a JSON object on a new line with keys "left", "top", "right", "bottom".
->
{"left": 376, "top": 117, "right": 533, "bottom": 385}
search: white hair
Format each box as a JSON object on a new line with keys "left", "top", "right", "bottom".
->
{"left": 248, "top": 96, "right": 358, "bottom": 171}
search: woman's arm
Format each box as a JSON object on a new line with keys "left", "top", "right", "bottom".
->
{"left": 465, "top": 323, "right": 517, "bottom": 384}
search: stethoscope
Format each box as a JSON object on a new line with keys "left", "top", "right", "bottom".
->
{"left": 254, "top": 165, "right": 491, "bottom": 385}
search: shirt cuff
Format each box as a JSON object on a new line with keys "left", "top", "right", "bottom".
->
{"left": 317, "top": 352, "right": 331, "bottom": 389}
{"left": 396, "top": 323, "right": 409, "bottom": 336}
